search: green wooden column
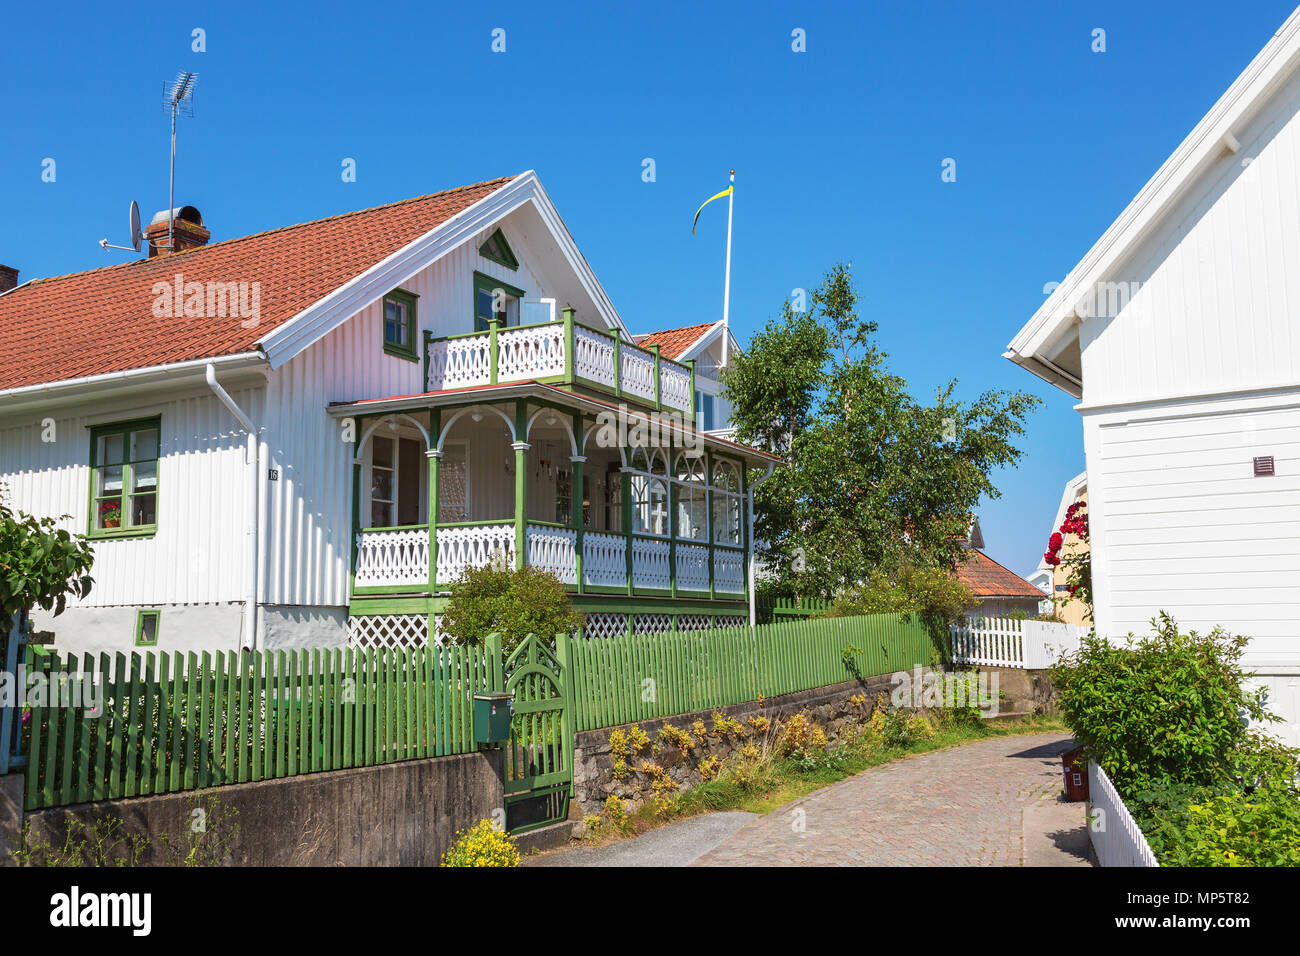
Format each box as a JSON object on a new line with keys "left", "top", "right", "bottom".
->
{"left": 562, "top": 307, "right": 576, "bottom": 384}
{"left": 571, "top": 410, "right": 585, "bottom": 594}
{"left": 705, "top": 448, "right": 715, "bottom": 600}
{"left": 349, "top": 422, "right": 364, "bottom": 595}
{"left": 512, "top": 400, "right": 529, "bottom": 570}
{"left": 649, "top": 343, "right": 662, "bottom": 410}
{"left": 427, "top": 408, "right": 441, "bottom": 593}
{"left": 668, "top": 433, "right": 677, "bottom": 598}
{"left": 623, "top": 453, "right": 634, "bottom": 596}
{"left": 685, "top": 358, "right": 697, "bottom": 425}
{"left": 611, "top": 328, "right": 623, "bottom": 398}
{"left": 740, "top": 463, "right": 750, "bottom": 599}
{"left": 488, "top": 315, "right": 502, "bottom": 385}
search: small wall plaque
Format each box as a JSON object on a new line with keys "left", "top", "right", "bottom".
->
{"left": 1253, "top": 456, "right": 1274, "bottom": 477}
{"left": 268, "top": 469, "right": 280, "bottom": 481}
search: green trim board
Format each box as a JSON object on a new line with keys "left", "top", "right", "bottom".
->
{"left": 87, "top": 416, "right": 161, "bottom": 540}
{"left": 382, "top": 287, "right": 420, "bottom": 362}
{"left": 478, "top": 227, "right": 519, "bottom": 270}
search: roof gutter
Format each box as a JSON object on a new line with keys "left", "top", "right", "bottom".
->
{"left": 0, "top": 351, "right": 267, "bottom": 404}
{"left": 205, "top": 363, "right": 261, "bottom": 652}
{"left": 1002, "top": 349, "right": 1083, "bottom": 398}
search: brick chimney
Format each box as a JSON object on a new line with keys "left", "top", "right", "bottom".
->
{"left": 0, "top": 264, "right": 18, "bottom": 293}
{"left": 144, "top": 206, "right": 210, "bottom": 258}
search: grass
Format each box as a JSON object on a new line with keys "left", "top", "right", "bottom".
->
{"left": 574, "top": 711, "right": 1067, "bottom": 848}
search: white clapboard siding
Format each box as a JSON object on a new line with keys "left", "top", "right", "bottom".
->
{"left": 1088, "top": 761, "right": 1160, "bottom": 867}
{"left": 1088, "top": 396, "right": 1300, "bottom": 648}
{"left": 1077, "top": 65, "right": 1300, "bottom": 407}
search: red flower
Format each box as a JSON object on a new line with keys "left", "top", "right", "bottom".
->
{"left": 1048, "top": 532, "right": 1063, "bottom": 551}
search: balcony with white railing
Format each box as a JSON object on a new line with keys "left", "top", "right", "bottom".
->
{"left": 424, "top": 308, "right": 696, "bottom": 417}
{"left": 354, "top": 522, "right": 749, "bottom": 599}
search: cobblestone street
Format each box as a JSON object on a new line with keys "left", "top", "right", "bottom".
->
{"left": 692, "top": 732, "right": 1089, "bottom": 866}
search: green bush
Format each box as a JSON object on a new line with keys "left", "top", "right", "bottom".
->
{"left": 439, "top": 558, "right": 584, "bottom": 652}
{"left": 1051, "top": 613, "right": 1271, "bottom": 794}
{"left": 1148, "top": 787, "right": 1300, "bottom": 867}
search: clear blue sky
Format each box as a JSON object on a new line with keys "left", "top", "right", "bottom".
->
{"left": 3, "top": 0, "right": 1295, "bottom": 576}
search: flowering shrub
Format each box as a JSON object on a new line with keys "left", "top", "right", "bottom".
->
{"left": 1043, "top": 501, "right": 1091, "bottom": 616}
{"left": 440, "top": 820, "right": 519, "bottom": 867}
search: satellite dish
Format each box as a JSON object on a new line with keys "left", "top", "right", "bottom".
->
{"left": 128, "top": 201, "right": 142, "bottom": 252}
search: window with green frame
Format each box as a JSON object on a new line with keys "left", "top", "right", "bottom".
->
{"left": 382, "top": 288, "right": 419, "bottom": 361}
{"left": 473, "top": 272, "right": 525, "bottom": 332}
{"left": 89, "top": 418, "right": 160, "bottom": 537}
{"left": 135, "top": 609, "right": 161, "bottom": 647}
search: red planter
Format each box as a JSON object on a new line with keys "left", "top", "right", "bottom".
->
{"left": 1061, "top": 747, "right": 1089, "bottom": 801}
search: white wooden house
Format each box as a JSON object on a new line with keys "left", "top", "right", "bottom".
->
{"left": 1005, "top": 9, "right": 1300, "bottom": 743}
{"left": 0, "top": 172, "right": 777, "bottom": 655}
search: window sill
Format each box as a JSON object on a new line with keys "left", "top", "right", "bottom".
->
{"left": 88, "top": 527, "right": 158, "bottom": 541}
{"left": 383, "top": 344, "right": 419, "bottom": 363}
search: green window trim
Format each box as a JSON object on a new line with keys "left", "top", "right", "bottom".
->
{"left": 478, "top": 227, "right": 519, "bottom": 270}
{"left": 382, "top": 287, "right": 420, "bottom": 362}
{"left": 88, "top": 416, "right": 161, "bottom": 540}
{"left": 135, "top": 609, "right": 161, "bottom": 647}
{"left": 473, "top": 272, "right": 527, "bottom": 332}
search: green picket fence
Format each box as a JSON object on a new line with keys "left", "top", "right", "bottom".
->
{"left": 568, "top": 613, "right": 931, "bottom": 732}
{"left": 20, "top": 644, "right": 497, "bottom": 811}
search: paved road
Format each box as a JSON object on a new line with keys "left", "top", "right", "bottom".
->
{"left": 694, "top": 732, "right": 1090, "bottom": 866}
{"left": 523, "top": 812, "right": 758, "bottom": 867}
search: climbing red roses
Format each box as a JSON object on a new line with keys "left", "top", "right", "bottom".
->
{"left": 1044, "top": 501, "right": 1091, "bottom": 619}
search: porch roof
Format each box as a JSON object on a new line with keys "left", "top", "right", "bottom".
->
{"left": 326, "top": 380, "right": 783, "bottom": 464}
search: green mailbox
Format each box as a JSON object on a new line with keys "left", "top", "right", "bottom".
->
{"left": 473, "top": 691, "right": 514, "bottom": 746}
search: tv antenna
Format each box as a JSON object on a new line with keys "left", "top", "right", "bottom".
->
{"left": 162, "top": 71, "right": 197, "bottom": 253}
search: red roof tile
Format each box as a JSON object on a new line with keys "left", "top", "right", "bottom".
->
{"left": 637, "top": 322, "right": 716, "bottom": 359}
{"left": 954, "top": 549, "right": 1044, "bottom": 598}
{"left": 0, "top": 176, "right": 514, "bottom": 391}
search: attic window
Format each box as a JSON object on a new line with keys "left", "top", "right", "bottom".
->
{"left": 383, "top": 288, "right": 419, "bottom": 362}
{"left": 478, "top": 228, "right": 518, "bottom": 270}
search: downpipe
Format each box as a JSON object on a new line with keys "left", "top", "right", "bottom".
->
{"left": 205, "top": 364, "right": 260, "bottom": 651}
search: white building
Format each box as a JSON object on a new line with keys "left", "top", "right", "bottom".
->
{"left": 0, "top": 172, "right": 773, "bottom": 656}
{"left": 1005, "top": 9, "right": 1300, "bottom": 743}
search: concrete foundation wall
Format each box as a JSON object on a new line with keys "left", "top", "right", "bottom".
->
{"left": 9, "top": 749, "right": 503, "bottom": 867}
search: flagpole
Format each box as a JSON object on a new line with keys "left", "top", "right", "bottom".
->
{"left": 721, "top": 169, "right": 734, "bottom": 368}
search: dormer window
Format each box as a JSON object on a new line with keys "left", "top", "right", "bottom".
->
{"left": 382, "top": 288, "right": 419, "bottom": 361}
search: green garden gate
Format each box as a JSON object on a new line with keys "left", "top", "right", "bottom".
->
{"left": 502, "top": 634, "right": 574, "bottom": 833}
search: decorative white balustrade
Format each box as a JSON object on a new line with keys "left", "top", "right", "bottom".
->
{"left": 713, "top": 547, "right": 745, "bottom": 593}
{"left": 574, "top": 325, "right": 617, "bottom": 388}
{"left": 435, "top": 524, "right": 514, "bottom": 582}
{"left": 354, "top": 525, "right": 747, "bottom": 595}
{"left": 527, "top": 525, "right": 577, "bottom": 585}
{"left": 620, "top": 346, "right": 657, "bottom": 402}
{"left": 497, "top": 324, "right": 566, "bottom": 381}
{"left": 427, "top": 336, "right": 491, "bottom": 389}
{"left": 659, "top": 362, "right": 692, "bottom": 411}
{"left": 675, "top": 543, "right": 710, "bottom": 592}
{"left": 582, "top": 531, "right": 626, "bottom": 588}
{"left": 425, "top": 320, "right": 694, "bottom": 412}
{"left": 354, "top": 529, "right": 429, "bottom": 588}
{"left": 631, "top": 536, "right": 672, "bottom": 589}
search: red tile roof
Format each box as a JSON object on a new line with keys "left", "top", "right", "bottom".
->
{"left": 954, "top": 549, "right": 1044, "bottom": 598}
{"left": 0, "top": 176, "right": 514, "bottom": 391}
{"left": 637, "top": 322, "right": 716, "bottom": 359}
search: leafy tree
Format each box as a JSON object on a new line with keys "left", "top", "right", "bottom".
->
{"left": 439, "top": 558, "right": 584, "bottom": 652}
{"left": 828, "top": 561, "right": 976, "bottom": 623}
{"left": 0, "top": 487, "right": 95, "bottom": 634}
{"left": 723, "top": 263, "right": 1038, "bottom": 596}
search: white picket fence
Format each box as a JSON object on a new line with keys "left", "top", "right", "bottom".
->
{"left": 1088, "top": 760, "right": 1160, "bottom": 867}
{"left": 948, "top": 617, "right": 1090, "bottom": 669}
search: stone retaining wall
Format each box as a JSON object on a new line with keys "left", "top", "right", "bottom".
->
{"left": 572, "top": 669, "right": 934, "bottom": 815}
